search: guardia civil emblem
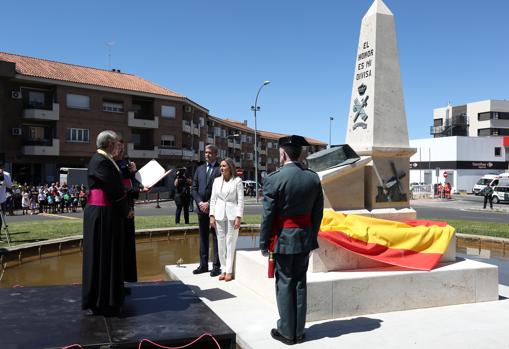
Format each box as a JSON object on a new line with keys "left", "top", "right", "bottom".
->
{"left": 352, "top": 84, "right": 369, "bottom": 130}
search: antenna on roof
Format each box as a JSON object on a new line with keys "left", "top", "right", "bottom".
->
{"left": 105, "top": 41, "right": 115, "bottom": 70}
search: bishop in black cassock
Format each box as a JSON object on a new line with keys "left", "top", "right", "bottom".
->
{"left": 82, "top": 131, "right": 128, "bottom": 315}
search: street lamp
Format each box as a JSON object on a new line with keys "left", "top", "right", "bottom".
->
{"left": 251, "top": 80, "right": 271, "bottom": 203}
{"left": 329, "top": 116, "right": 334, "bottom": 148}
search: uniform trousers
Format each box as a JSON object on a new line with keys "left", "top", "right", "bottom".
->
{"left": 215, "top": 219, "right": 239, "bottom": 274}
{"left": 275, "top": 252, "right": 310, "bottom": 341}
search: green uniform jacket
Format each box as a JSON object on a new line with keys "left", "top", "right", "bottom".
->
{"left": 260, "top": 162, "right": 324, "bottom": 254}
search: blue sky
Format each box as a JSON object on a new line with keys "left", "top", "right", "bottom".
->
{"left": 1, "top": 0, "right": 508, "bottom": 144}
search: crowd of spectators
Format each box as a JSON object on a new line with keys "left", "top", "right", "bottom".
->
{"left": 3, "top": 182, "right": 88, "bottom": 216}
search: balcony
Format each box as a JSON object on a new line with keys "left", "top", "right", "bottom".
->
{"left": 234, "top": 160, "right": 241, "bottom": 167}
{"left": 182, "top": 121, "right": 192, "bottom": 133}
{"left": 193, "top": 125, "right": 200, "bottom": 136}
{"left": 259, "top": 148, "right": 267, "bottom": 155}
{"left": 22, "top": 138, "right": 60, "bottom": 156}
{"left": 182, "top": 149, "right": 198, "bottom": 161}
{"left": 430, "top": 115, "right": 468, "bottom": 137}
{"left": 207, "top": 135, "right": 214, "bottom": 144}
{"left": 127, "top": 143, "right": 158, "bottom": 159}
{"left": 258, "top": 164, "right": 267, "bottom": 171}
{"left": 128, "top": 111, "right": 159, "bottom": 129}
{"left": 23, "top": 103, "right": 60, "bottom": 121}
{"left": 228, "top": 140, "right": 234, "bottom": 148}
{"left": 234, "top": 142, "right": 241, "bottom": 150}
{"left": 159, "top": 148, "right": 183, "bottom": 157}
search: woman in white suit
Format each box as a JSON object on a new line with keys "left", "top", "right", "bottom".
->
{"left": 209, "top": 157, "right": 244, "bottom": 281}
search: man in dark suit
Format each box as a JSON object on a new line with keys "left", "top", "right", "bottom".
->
{"left": 260, "top": 135, "right": 324, "bottom": 345}
{"left": 191, "top": 144, "right": 222, "bottom": 277}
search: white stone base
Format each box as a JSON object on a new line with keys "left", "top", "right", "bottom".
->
{"left": 235, "top": 250, "right": 499, "bottom": 322}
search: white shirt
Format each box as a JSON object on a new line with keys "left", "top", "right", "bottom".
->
{"left": 0, "top": 171, "right": 12, "bottom": 204}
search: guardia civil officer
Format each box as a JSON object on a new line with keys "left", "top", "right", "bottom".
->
{"left": 259, "top": 135, "right": 324, "bottom": 345}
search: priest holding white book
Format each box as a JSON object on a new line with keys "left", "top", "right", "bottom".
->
{"left": 209, "top": 157, "right": 244, "bottom": 281}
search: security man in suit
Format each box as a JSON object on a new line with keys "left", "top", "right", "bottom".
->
{"left": 191, "top": 144, "right": 222, "bottom": 277}
{"left": 260, "top": 135, "right": 324, "bottom": 345}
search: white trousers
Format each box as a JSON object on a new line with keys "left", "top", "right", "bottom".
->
{"left": 215, "top": 219, "right": 239, "bottom": 274}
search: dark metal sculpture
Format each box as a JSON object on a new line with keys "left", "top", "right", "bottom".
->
{"left": 306, "top": 145, "right": 360, "bottom": 173}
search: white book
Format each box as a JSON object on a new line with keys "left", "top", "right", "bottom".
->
{"left": 134, "top": 160, "right": 173, "bottom": 189}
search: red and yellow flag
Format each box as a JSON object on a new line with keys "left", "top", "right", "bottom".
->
{"left": 319, "top": 210, "right": 455, "bottom": 271}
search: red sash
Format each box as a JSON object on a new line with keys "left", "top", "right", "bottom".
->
{"left": 87, "top": 189, "right": 112, "bottom": 206}
{"left": 268, "top": 214, "right": 312, "bottom": 278}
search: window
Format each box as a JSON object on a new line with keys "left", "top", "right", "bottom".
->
{"left": 478, "top": 112, "right": 492, "bottom": 121}
{"left": 477, "top": 128, "right": 492, "bottom": 136}
{"left": 28, "top": 91, "right": 45, "bottom": 108}
{"left": 103, "top": 100, "right": 124, "bottom": 113}
{"left": 495, "top": 147, "right": 502, "bottom": 157}
{"left": 160, "top": 135, "right": 176, "bottom": 148}
{"left": 247, "top": 136, "right": 252, "bottom": 143}
{"left": 241, "top": 134, "right": 246, "bottom": 142}
{"left": 433, "top": 118, "right": 443, "bottom": 127}
{"left": 132, "top": 133, "right": 141, "bottom": 145}
{"left": 498, "top": 112, "right": 509, "bottom": 120}
{"left": 161, "top": 105, "right": 176, "bottom": 118}
{"left": 66, "top": 128, "right": 90, "bottom": 143}
{"left": 29, "top": 126, "right": 45, "bottom": 140}
{"left": 200, "top": 117, "right": 205, "bottom": 127}
{"left": 66, "top": 94, "right": 90, "bottom": 109}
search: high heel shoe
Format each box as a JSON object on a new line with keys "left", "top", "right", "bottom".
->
{"left": 224, "top": 273, "right": 233, "bottom": 282}
{"left": 218, "top": 273, "right": 226, "bottom": 281}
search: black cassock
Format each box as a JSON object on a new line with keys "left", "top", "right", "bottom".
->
{"left": 82, "top": 152, "right": 128, "bottom": 311}
{"left": 118, "top": 160, "right": 140, "bottom": 283}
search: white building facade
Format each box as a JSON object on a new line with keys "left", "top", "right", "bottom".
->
{"left": 410, "top": 136, "right": 509, "bottom": 193}
{"left": 431, "top": 100, "right": 509, "bottom": 138}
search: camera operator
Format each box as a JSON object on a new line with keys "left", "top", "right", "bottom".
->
{"left": 174, "top": 167, "right": 191, "bottom": 224}
{"left": 0, "top": 162, "right": 13, "bottom": 231}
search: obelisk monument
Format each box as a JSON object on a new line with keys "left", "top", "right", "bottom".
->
{"left": 346, "top": 0, "right": 416, "bottom": 212}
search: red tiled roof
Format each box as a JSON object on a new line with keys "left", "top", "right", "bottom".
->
{"left": 209, "top": 115, "right": 326, "bottom": 146}
{"left": 0, "top": 52, "right": 184, "bottom": 99}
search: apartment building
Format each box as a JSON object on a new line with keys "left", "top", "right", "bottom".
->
{"left": 207, "top": 117, "right": 325, "bottom": 180}
{"left": 431, "top": 100, "right": 509, "bottom": 138}
{"left": 0, "top": 52, "right": 326, "bottom": 185}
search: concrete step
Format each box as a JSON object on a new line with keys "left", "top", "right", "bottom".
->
{"left": 235, "top": 250, "right": 499, "bottom": 322}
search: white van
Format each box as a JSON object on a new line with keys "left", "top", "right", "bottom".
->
{"left": 473, "top": 173, "right": 509, "bottom": 195}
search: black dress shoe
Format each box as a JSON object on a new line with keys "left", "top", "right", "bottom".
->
{"left": 295, "top": 334, "right": 306, "bottom": 344}
{"left": 210, "top": 268, "right": 222, "bottom": 277}
{"left": 193, "top": 266, "right": 209, "bottom": 274}
{"left": 270, "top": 329, "right": 295, "bottom": 345}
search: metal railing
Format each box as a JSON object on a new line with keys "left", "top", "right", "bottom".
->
{"left": 410, "top": 184, "right": 433, "bottom": 199}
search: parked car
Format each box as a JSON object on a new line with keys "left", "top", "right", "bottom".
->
{"left": 492, "top": 186, "right": 509, "bottom": 204}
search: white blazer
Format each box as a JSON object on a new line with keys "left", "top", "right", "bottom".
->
{"left": 209, "top": 176, "right": 244, "bottom": 221}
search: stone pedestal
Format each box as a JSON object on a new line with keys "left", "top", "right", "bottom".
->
{"left": 234, "top": 250, "right": 499, "bottom": 322}
{"left": 318, "top": 156, "right": 371, "bottom": 211}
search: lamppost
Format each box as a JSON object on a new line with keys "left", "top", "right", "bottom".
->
{"left": 329, "top": 116, "right": 334, "bottom": 148}
{"left": 251, "top": 80, "right": 271, "bottom": 203}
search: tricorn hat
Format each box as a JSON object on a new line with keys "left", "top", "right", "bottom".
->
{"left": 278, "top": 135, "right": 310, "bottom": 148}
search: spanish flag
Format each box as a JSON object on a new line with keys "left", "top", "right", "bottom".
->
{"left": 319, "top": 210, "right": 455, "bottom": 271}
